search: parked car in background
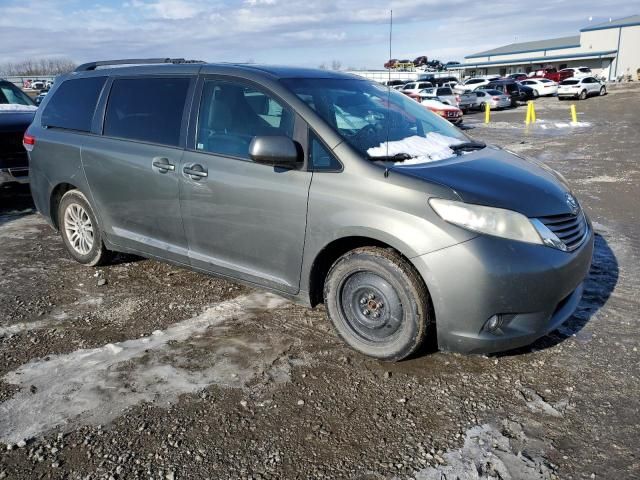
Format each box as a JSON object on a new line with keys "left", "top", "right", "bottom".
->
{"left": 30, "top": 80, "right": 46, "bottom": 90}
{"left": 0, "top": 80, "right": 37, "bottom": 186}
{"left": 34, "top": 91, "right": 48, "bottom": 106}
{"left": 457, "top": 92, "right": 481, "bottom": 112}
{"left": 384, "top": 79, "right": 407, "bottom": 88}
{"left": 507, "top": 73, "right": 528, "bottom": 81}
{"left": 474, "top": 89, "right": 512, "bottom": 110}
{"left": 482, "top": 80, "right": 523, "bottom": 107}
{"left": 516, "top": 83, "right": 537, "bottom": 101}
{"left": 419, "top": 98, "right": 463, "bottom": 125}
{"left": 417, "top": 87, "right": 459, "bottom": 106}
{"left": 557, "top": 77, "right": 606, "bottom": 100}
{"left": 530, "top": 68, "right": 572, "bottom": 83}
{"left": 420, "top": 75, "right": 459, "bottom": 87}
{"left": 401, "top": 81, "right": 434, "bottom": 94}
{"left": 454, "top": 77, "right": 492, "bottom": 93}
{"left": 519, "top": 78, "right": 558, "bottom": 97}
{"left": 560, "top": 67, "right": 592, "bottom": 79}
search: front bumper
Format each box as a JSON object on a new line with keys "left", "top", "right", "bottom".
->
{"left": 0, "top": 167, "right": 29, "bottom": 186}
{"left": 411, "top": 224, "right": 594, "bottom": 354}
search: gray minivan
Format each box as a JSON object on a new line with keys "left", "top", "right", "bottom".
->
{"left": 26, "top": 59, "right": 593, "bottom": 361}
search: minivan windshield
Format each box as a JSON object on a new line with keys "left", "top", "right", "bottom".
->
{"left": 280, "top": 78, "right": 468, "bottom": 160}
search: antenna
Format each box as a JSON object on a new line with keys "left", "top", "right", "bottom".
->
{"left": 385, "top": 9, "right": 393, "bottom": 175}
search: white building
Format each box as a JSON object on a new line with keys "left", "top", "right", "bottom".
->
{"left": 452, "top": 15, "right": 640, "bottom": 81}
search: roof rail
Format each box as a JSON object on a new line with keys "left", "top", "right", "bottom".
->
{"left": 75, "top": 58, "right": 204, "bottom": 72}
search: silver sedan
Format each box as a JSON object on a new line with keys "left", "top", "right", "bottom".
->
{"left": 474, "top": 89, "right": 512, "bottom": 110}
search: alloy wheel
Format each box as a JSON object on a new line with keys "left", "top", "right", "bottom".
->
{"left": 63, "top": 203, "right": 94, "bottom": 255}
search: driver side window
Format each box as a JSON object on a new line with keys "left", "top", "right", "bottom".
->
{"left": 196, "top": 80, "right": 294, "bottom": 159}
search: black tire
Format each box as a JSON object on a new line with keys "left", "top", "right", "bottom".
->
{"left": 323, "top": 247, "right": 430, "bottom": 361}
{"left": 58, "top": 190, "right": 111, "bottom": 266}
{"left": 578, "top": 90, "right": 587, "bottom": 100}
{"left": 599, "top": 86, "right": 606, "bottom": 96}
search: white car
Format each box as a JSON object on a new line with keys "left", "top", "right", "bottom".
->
{"left": 454, "top": 77, "right": 499, "bottom": 94}
{"left": 417, "top": 86, "right": 459, "bottom": 106}
{"left": 557, "top": 76, "right": 606, "bottom": 100}
{"left": 519, "top": 78, "right": 558, "bottom": 97}
{"left": 401, "top": 81, "right": 435, "bottom": 94}
{"left": 560, "top": 67, "right": 593, "bottom": 79}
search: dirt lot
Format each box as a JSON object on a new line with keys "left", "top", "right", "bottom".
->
{"left": 1, "top": 84, "right": 639, "bottom": 480}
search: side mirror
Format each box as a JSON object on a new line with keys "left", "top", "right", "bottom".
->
{"left": 249, "top": 136, "right": 300, "bottom": 168}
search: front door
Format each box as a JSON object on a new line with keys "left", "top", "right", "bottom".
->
{"left": 179, "top": 78, "right": 312, "bottom": 293}
{"left": 82, "top": 76, "right": 193, "bottom": 263}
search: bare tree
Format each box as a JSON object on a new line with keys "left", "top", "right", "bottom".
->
{"left": 331, "top": 60, "right": 342, "bottom": 71}
{"left": 318, "top": 62, "right": 328, "bottom": 70}
{"left": 0, "top": 58, "right": 76, "bottom": 76}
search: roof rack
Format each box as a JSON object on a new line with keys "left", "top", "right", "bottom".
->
{"left": 75, "top": 58, "right": 204, "bottom": 72}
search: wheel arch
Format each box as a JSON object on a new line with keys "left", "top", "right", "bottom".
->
{"left": 49, "top": 182, "right": 79, "bottom": 230}
{"left": 307, "top": 234, "right": 430, "bottom": 308}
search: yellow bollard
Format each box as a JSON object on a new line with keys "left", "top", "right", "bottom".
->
{"left": 570, "top": 104, "right": 577, "bottom": 123}
{"left": 525, "top": 101, "right": 532, "bottom": 125}
{"left": 530, "top": 101, "right": 536, "bottom": 123}
{"left": 485, "top": 103, "right": 490, "bottom": 124}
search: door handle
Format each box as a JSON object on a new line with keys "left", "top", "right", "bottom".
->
{"left": 183, "top": 164, "right": 208, "bottom": 180}
{"left": 152, "top": 157, "right": 175, "bottom": 173}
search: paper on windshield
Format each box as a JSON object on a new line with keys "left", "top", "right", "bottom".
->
{"left": 367, "top": 133, "right": 464, "bottom": 166}
{"left": 0, "top": 104, "right": 37, "bottom": 112}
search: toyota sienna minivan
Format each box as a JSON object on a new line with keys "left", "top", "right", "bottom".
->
{"left": 26, "top": 59, "right": 594, "bottom": 361}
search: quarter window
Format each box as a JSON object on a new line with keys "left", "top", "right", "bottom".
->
{"left": 196, "top": 80, "right": 294, "bottom": 159}
{"left": 309, "top": 132, "right": 341, "bottom": 171}
{"left": 42, "top": 77, "right": 107, "bottom": 132}
{"left": 103, "top": 77, "right": 190, "bottom": 146}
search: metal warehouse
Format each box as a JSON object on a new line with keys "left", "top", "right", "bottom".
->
{"left": 452, "top": 15, "right": 640, "bottom": 81}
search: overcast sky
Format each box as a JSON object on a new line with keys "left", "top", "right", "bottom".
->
{"left": 1, "top": 0, "right": 637, "bottom": 69}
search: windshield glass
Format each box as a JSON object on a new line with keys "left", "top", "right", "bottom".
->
{"left": 280, "top": 78, "right": 468, "bottom": 160}
{"left": 0, "top": 82, "right": 35, "bottom": 106}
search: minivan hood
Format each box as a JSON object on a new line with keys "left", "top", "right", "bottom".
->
{"left": 395, "top": 146, "right": 573, "bottom": 217}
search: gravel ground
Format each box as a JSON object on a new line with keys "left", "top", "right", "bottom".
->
{"left": 0, "top": 83, "right": 638, "bottom": 480}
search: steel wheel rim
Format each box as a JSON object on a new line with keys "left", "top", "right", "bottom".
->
{"left": 63, "top": 203, "right": 94, "bottom": 255}
{"left": 339, "top": 271, "right": 403, "bottom": 343}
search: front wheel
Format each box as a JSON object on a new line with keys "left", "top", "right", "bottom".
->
{"left": 324, "top": 247, "right": 430, "bottom": 361}
{"left": 599, "top": 86, "right": 606, "bottom": 96}
{"left": 58, "top": 190, "right": 111, "bottom": 266}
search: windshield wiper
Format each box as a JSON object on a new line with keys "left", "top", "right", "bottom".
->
{"left": 368, "top": 153, "right": 416, "bottom": 162}
{"left": 450, "top": 141, "right": 486, "bottom": 154}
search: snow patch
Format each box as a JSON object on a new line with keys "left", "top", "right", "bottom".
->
{"left": 367, "top": 133, "right": 464, "bottom": 165}
{"left": 0, "top": 292, "right": 291, "bottom": 444}
{"left": 412, "top": 422, "right": 554, "bottom": 480}
{"left": 0, "top": 104, "right": 37, "bottom": 112}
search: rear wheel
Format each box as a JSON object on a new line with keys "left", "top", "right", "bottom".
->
{"left": 578, "top": 90, "right": 587, "bottom": 100}
{"left": 532, "top": 89, "right": 539, "bottom": 98}
{"left": 324, "top": 247, "right": 430, "bottom": 361}
{"left": 58, "top": 190, "right": 111, "bottom": 266}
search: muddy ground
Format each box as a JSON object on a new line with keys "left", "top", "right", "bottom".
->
{"left": 0, "top": 84, "right": 638, "bottom": 480}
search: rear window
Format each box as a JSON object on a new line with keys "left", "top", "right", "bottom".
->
{"left": 561, "top": 80, "right": 579, "bottom": 85}
{"left": 41, "top": 77, "right": 107, "bottom": 132}
{"left": 579, "top": 68, "right": 591, "bottom": 73}
{"left": 103, "top": 77, "right": 190, "bottom": 146}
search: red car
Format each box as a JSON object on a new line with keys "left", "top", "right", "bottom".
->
{"left": 531, "top": 68, "right": 573, "bottom": 83}
{"left": 401, "top": 91, "right": 463, "bottom": 125}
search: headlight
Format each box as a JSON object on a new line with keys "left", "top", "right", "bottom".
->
{"left": 429, "top": 198, "right": 543, "bottom": 245}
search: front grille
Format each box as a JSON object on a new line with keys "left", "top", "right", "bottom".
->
{"left": 538, "top": 211, "right": 588, "bottom": 251}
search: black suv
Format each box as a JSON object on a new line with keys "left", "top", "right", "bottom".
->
{"left": 0, "top": 80, "right": 37, "bottom": 186}
{"left": 483, "top": 79, "right": 533, "bottom": 107}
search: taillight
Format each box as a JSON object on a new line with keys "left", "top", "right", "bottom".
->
{"left": 23, "top": 133, "right": 36, "bottom": 152}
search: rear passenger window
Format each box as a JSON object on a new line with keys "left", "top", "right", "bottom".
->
{"left": 309, "top": 132, "right": 341, "bottom": 171}
{"left": 42, "top": 77, "right": 106, "bottom": 132}
{"left": 103, "top": 77, "right": 190, "bottom": 146}
{"left": 196, "top": 80, "right": 294, "bottom": 160}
